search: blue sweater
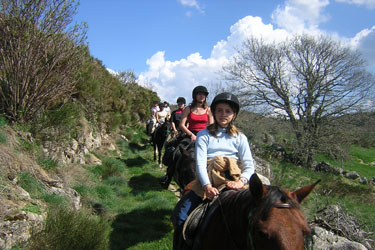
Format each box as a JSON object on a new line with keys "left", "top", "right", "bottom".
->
{"left": 195, "top": 127, "right": 255, "bottom": 187}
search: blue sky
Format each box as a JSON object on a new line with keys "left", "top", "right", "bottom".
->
{"left": 75, "top": 0, "right": 375, "bottom": 103}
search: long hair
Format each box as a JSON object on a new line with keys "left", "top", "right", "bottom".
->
{"left": 207, "top": 121, "right": 240, "bottom": 137}
{"left": 190, "top": 99, "right": 208, "bottom": 109}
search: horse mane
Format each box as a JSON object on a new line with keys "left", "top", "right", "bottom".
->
{"left": 256, "top": 185, "right": 299, "bottom": 221}
{"left": 216, "top": 185, "right": 300, "bottom": 221}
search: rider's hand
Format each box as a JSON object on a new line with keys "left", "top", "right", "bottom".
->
{"left": 226, "top": 180, "right": 244, "bottom": 190}
{"left": 204, "top": 184, "right": 219, "bottom": 200}
{"left": 173, "top": 130, "right": 178, "bottom": 135}
{"left": 190, "top": 134, "right": 197, "bottom": 141}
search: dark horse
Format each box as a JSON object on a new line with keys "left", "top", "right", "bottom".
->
{"left": 177, "top": 174, "right": 320, "bottom": 250}
{"left": 152, "top": 121, "right": 172, "bottom": 167}
{"left": 161, "top": 137, "right": 196, "bottom": 192}
{"left": 173, "top": 140, "right": 196, "bottom": 192}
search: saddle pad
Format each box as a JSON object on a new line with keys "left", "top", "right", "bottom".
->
{"left": 182, "top": 201, "right": 210, "bottom": 246}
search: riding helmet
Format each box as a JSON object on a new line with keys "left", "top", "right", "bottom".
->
{"left": 192, "top": 85, "right": 209, "bottom": 99}
{"left": 211, "top": 92, "right": 240, "bottom": 114}
{"left": 176, "top": 97, "right": 186, "bottom": 104}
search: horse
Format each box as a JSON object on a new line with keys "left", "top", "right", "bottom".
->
{"left": 176, "top": 173, "right": 320, "bottom": 250}
{"left": 160, "top": 136, "right": 196, "bottom": 192}
{"left": 173, "top": 140, "right": 196, "bottom": 193}
{"left": 152, "top": 121, "right": 172, "bottom": 167}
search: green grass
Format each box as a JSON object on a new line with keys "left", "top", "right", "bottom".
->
{"left": 0, "top": 131, "right": 6, "bottom": 144}
{"left": 38, "top": 157, "right": 59, "bottom": 170}
{"left": 271, "top": 161, "right": 375, "bottom": 235}
{"left": 69, "top": 127, "right": 176, "bottom": 249}
{"left": 27, "top": 206, "right": 111, "bottom": 250}
{"left": 315, "top": 145, "right": 375, "bottom": 178}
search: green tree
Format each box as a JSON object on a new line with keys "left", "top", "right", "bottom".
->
{"left": 0, "top": 0, "right": 87, "bottom": 122}
{"left": 224, "top": 34, "right": 374, "bottom": 168}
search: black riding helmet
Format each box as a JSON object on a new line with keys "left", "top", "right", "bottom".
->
{"left": 211, "top": 92, "right": 240, "bottom": 115}
{"left": 192, "top": 85, "right": 209, "bottom": 99}
{"left": 176, "top": 97, "right": 186, "bottom": 104}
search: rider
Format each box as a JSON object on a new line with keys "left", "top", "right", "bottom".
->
{"left": 151, "top": 100, "right": 160, "bottom": 123}
{"left": 171, "top": 92, "right": 255, "bottom": 249}
{"left": 156, "top": 102, "right": 169, "bottom": 124}
{"left": 160, "top": 86, "right": 214, "bottom": 189}
{"left": 164, "top": 101, "right": 171, "bottom": 118}
{"left": 160, "top": 97, "right": 186, "bottom": 188}
{"left": 179, "top": 85, "right": 214, "bottom": 141}
{"left": 171, "top": 97, "right": 186, "bottom": 135}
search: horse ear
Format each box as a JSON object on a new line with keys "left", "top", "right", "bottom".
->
{"left": 291, "top": 179, "right": 321, "bottom": 204}
{"left": 249, "top": 173, "right": 267, "bottom": 201}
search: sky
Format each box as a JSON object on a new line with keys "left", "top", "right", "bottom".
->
{"left": 74, "top": 0, "right": 375, "bottom": 104}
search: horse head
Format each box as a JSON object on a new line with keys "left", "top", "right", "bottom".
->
{"left": 249, "top": 174, "right": 320, "bottom": 250}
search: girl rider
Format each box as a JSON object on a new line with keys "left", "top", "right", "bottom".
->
{"left": 179, "top": 86, "right": 214, "bottom": 141}
{"left": 171, "top": 92, "right": 255, "bottom": 249}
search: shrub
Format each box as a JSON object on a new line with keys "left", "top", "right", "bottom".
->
{"left": 0, "top": 132, "right": 6, "bottom": 144}
{"left": 27, "top": 206, "right": 111, "bottom": 250}
{"left": 101, "top": 157, "right": 126, "bottom": 179}
{"left": 18, "top": 172, "right": 45, "bottom": 198}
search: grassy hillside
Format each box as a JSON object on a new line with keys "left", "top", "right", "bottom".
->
{"left": 14, "top": 124, "right": 373, "bottom": 249}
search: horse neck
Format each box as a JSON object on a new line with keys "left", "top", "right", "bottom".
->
{"left": 218, "top": 189, "right": 255, "bottom": 221}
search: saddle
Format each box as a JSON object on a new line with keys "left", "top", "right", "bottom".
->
{"left": 182, "top": 186, "right": 227, "bottom": 247}
{"left": 182, "top": 199, "right": 211, "bottom": 247}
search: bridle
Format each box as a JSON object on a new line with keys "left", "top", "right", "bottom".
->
{"left": 217, "top": 193, "right": 293, "bottom": 250}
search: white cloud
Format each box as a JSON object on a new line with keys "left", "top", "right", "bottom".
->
{"left": 177, "top": 0, "right": 204, "bottom": 14}
{"left": 350, "top": 26, "right": 375, "bottom": 71}
{"left": 271, "top": 0, "right": 330, "bottom": 32}
{"left": 139, "top": 0, "right": 375, "bottom": 103}
{"left": 335, "top": 0, "right": 375, "bottom": 9}
{"left": 139, "top": 16, "right": 291, "bottom": 103}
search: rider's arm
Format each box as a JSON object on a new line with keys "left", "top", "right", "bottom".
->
{"left": 195, "top": 130, "right": 210, "bottom": 186}
{"left": 156, "top": 112, "right": 160, "bottom": 123}
{"left": 207, "top": 107, "right": 214, "bottom": 125}
{"left": 179, "top": 107, "right": 192, "bottom": 136}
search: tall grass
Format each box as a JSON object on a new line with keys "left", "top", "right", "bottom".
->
{"left": 27, "top": 206, "right": 111, "bottom": 250}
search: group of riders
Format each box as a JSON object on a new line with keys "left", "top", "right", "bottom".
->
{"left": 146, "top": 85, "right": 256, "bottom": 249}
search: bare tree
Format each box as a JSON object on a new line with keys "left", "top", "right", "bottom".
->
{"left": 224, "top": 34, "right": 374, "bottom": 167}
{"left": 0, "top": 0, "right": 87, "bottom": 122}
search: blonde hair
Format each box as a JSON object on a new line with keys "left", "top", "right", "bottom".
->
{"left": 207, "top": 121, "right": 240, "bottom": 138}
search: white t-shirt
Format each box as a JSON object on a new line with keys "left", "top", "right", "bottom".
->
{"left": 151, "top": 106, "right": 160, "bottom": 120}
{"left": 157, "top": 110, "right": 168, "bottom": 123}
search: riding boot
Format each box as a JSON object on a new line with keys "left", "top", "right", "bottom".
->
{"left": 159, "top": 175, "right": 170, "bottom": 189}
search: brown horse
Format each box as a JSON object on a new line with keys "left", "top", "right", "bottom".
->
{"left": 184, "top": 174, "right": 320, "bottom": 250}
{"left": 152, "top": 121, "right": 172, "bottom": 167}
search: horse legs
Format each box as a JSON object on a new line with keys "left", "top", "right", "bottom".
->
{"left": 158, "top": 144, "right": 163, "bottom": 168}
{"left": 153, "top": 143, "right": 157, "bottom": 162}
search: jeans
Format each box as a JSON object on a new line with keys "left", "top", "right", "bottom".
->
{"left": 172, "top": 191, "right": 203, "bottom": 229}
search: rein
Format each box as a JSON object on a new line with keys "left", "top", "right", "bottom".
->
{"left": 217, "top": 191, "right": 293, "bottom": 250}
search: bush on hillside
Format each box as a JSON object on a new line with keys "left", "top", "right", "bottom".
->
{"left": 27, "top": 206, "right": 111, "bottom": 250}
{"left": 0, "top": 0, "right": 87, "bottom": 123}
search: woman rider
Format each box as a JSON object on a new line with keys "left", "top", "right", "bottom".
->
{"left": 160, "top": 87, "right": 213, "bottom": 189}
{"left": 171, "top": 92, "right": 255, "bottom": 249}
{"left": 179, "top": 85, "right": 214, "bottom": 141}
